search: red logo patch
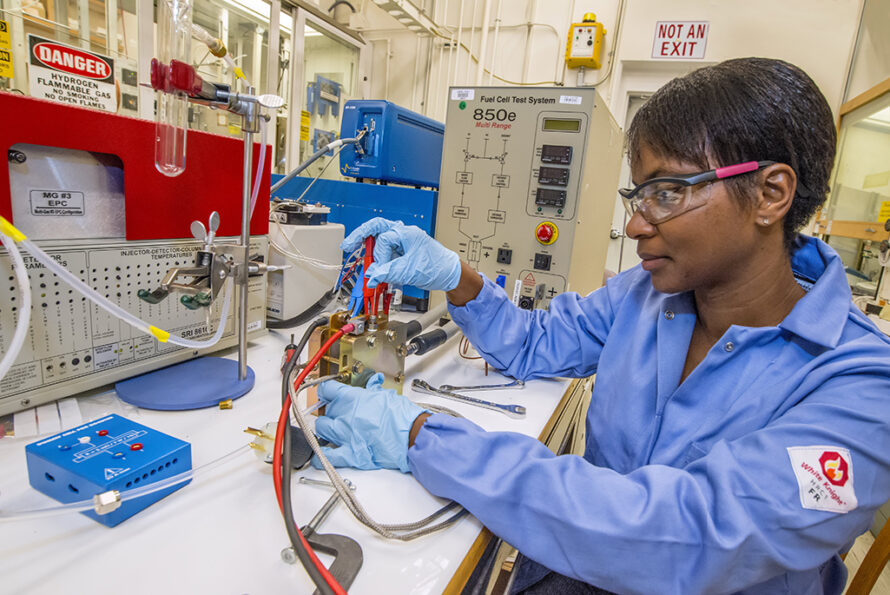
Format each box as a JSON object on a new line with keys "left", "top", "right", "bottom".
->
{"left": 33, "top": 42, "right": 111, "bottom": 79}
{"left": 819, "top": 451, "right": 849, "bottom": 487}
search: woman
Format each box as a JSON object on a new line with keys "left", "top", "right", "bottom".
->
{"left": 311, "top": 58, "right": 890, "bottom": 594}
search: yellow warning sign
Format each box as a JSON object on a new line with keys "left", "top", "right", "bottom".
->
{"left": 0, "top": 20, "right": 10, "bottom": 48}
{"left": 300, "top": 110, "right": 311, "bottom": 141}
{"left": 0, "top": 47, "right": 13, "bottom": 78}
{"left": 878, "top": 200, "right": 890, "bottom": 223}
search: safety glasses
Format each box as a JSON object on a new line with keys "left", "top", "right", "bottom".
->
{"left": 619, "top": 160, "right": 776, "bottom": 225}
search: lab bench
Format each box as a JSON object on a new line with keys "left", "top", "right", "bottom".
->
{"left": 0, "top": 320, "right": 589, "bottom": 594}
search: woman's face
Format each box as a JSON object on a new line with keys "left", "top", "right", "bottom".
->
{"left": 626, "top": 144, "right": 760, "bottom": 295}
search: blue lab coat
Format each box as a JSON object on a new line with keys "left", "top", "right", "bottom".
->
{"left": 408, "top": 236, "right": 890, "bottom": 594}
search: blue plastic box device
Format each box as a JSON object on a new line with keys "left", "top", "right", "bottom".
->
{"left": 25, "top": 414, "right": 192, "bottom": 527}
{"left": 339, "top": 100, "right": 445, "bottom": 188}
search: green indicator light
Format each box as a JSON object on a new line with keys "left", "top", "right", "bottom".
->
{"left": 459, "top": 101, "right": 467, "bottom": 110}
{"left": 537, "top": 207, "right": 542, "bottom": 212}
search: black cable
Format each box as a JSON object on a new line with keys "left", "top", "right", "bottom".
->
{"left": 267, "top": 289, "right": 336, "bottom": 329}
{"left": 279, "top": 316, "right": 331, "bottom": 407}
{"left": 280, "top": 353, "right": 337, "bottom": 595}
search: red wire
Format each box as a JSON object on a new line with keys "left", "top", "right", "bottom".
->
{"left": 274, "top": 327, "right": 351, "bottom": 595}
{"left": 363, "top": 237, "right": 376, "bottom": 318}
{"left": 342, "top": 260, "right": 359, "bottom": 281}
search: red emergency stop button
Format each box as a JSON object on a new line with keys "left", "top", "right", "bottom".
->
{"left": 535, "top": 222, "right": 559, "bottom": 245}
{"left": 130, "top": 443, "right": 143, "bottom": 451}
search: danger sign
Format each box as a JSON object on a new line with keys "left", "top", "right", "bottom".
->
{"left": 27, "top": 35, "right": 116, "bottom": 112}
{"left": 652, "top": 21, "right": 709, "bottom": 60}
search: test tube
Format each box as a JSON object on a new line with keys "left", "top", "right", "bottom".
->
{"left": 154, "top": 0, "right": 192, "bottom": 177}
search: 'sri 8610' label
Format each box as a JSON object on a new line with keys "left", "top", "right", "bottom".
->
{"left": 30, "top": 190, "right": 84, "bottom": 216}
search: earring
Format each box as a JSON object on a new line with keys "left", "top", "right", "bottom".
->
{"left": 762, "top": 217, "right": 769, "bottom": 225}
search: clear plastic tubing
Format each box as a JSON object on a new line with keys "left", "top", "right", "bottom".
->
{"left": 0, "top": 234, "right": 31, "bottom": 382}
{"left": 0, "top": 444, "right": 250, "bottom": 522}
{"left": 190, "top": 23, "right": 225, "bottom": 57}
{"left": 155, "top": 0, "right": 193, "bottom": 177}
{"left": 248, "top": 116, "right": 267, "bottom": 221}
{"left": 19, "top": 239, "right": 232, "bottom": 350}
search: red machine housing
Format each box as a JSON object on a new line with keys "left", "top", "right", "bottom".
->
{"left": 0, "top": 92, "right": 270, "bottom": 240}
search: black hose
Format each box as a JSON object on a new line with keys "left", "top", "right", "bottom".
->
{"left": 409, "top": 327, "right": 450, "bottom": 355}
{"left": 280, "top": 352, "right": 336, "bottom": 595}
{"left": 267, "top": 290, "right": 336, "bottom": 330}
{"left": 404, "top": 320, "right": 422, "bottom": 340}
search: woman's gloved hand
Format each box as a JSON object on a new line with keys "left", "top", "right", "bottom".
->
{"left": 310, "top": 373, "right": 427, "bottom": 473}
{"left": 341, "top": 217, "right": 461, "bottom": 291}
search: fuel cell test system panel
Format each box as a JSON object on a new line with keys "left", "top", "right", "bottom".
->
{"left": 435, "top": 87, "right": 622, "bottom": 309}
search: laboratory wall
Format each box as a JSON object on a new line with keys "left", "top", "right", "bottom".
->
{"left": 359, "top": 0, "right": 861, "bottom": 121}
{"left": 356, "top": 0, "right": 862, "bottom": 272}
{"left": 845, "top": 0, "right": 890, "bottom": 101}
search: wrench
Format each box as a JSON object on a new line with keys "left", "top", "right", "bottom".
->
{"left": 411, "top": 379, "right": 526, "bottom": 419}
{"left": 439, "top": 379, "right": 525, "bottom": 392}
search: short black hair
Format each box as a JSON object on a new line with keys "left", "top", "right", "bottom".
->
{"left": 626, "top": 57, "right": 836, "bottom": 251}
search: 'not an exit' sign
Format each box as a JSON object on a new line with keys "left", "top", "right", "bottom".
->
{"left": 652, "top": 21, "right": 709, "bottom": 59}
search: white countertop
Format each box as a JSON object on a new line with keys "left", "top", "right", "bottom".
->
{"left": 0, "top": 320, "right": 569, "bottom": 594}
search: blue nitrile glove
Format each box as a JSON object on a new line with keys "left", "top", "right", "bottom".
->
{"left": 310, "top": 373, "right": 427, "bottom": 473}
{"left": 340, "top": 218, "right": 461, "bottom": 291}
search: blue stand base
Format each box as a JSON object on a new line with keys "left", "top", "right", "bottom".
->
{"left": 116, "top": 357, "right": 255, "bottom": 410}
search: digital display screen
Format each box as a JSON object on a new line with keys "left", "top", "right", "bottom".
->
{"left": 535, "top": 188, "right": 567, "bottom": 207}
{"left": 541, "top": 144, "right": 573, "bottom": 165}
{"left": 538, "top": 166, "right": 570, "bottom": 187}
{"left": 542, "top": 118, "right": 581, "bottom": 132}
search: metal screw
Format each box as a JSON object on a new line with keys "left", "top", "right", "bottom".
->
{"left": 385, "top": 330, "right": 396, "bottom": 341}
{"left": 218, "top": 269, "right": 226, "bottom": 278}
{"left": 352, "top": 361, "right": 364, "bottom": 374}
{"left": 281, "top": 546, "right": 297, "bottom": 564}
{"left": 397, "top": 345, "right": 408, "bottom": 357}
{"left": 366, "top": 336, "right": 376, "bottom": 348}
{"left": 20, "top": 398, "right": 30, "bottom": 407}
{"left": 395, "top": 373, "right": 404, "bottom": 383}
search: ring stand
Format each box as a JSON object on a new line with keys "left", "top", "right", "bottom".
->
{"left": 115, "top": 357, "right": 255, "bottom": 410}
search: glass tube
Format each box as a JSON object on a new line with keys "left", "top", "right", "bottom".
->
{"left": 155, "top": 0, "right": 193, "bottom": 177}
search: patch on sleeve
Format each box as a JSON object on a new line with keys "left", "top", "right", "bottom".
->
{"left": 787, "top": 446, "right": 857, "bottom": 514}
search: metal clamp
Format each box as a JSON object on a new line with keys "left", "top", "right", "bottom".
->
{"left": 137, "top": 211, "right": 282, "bottom": 308}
